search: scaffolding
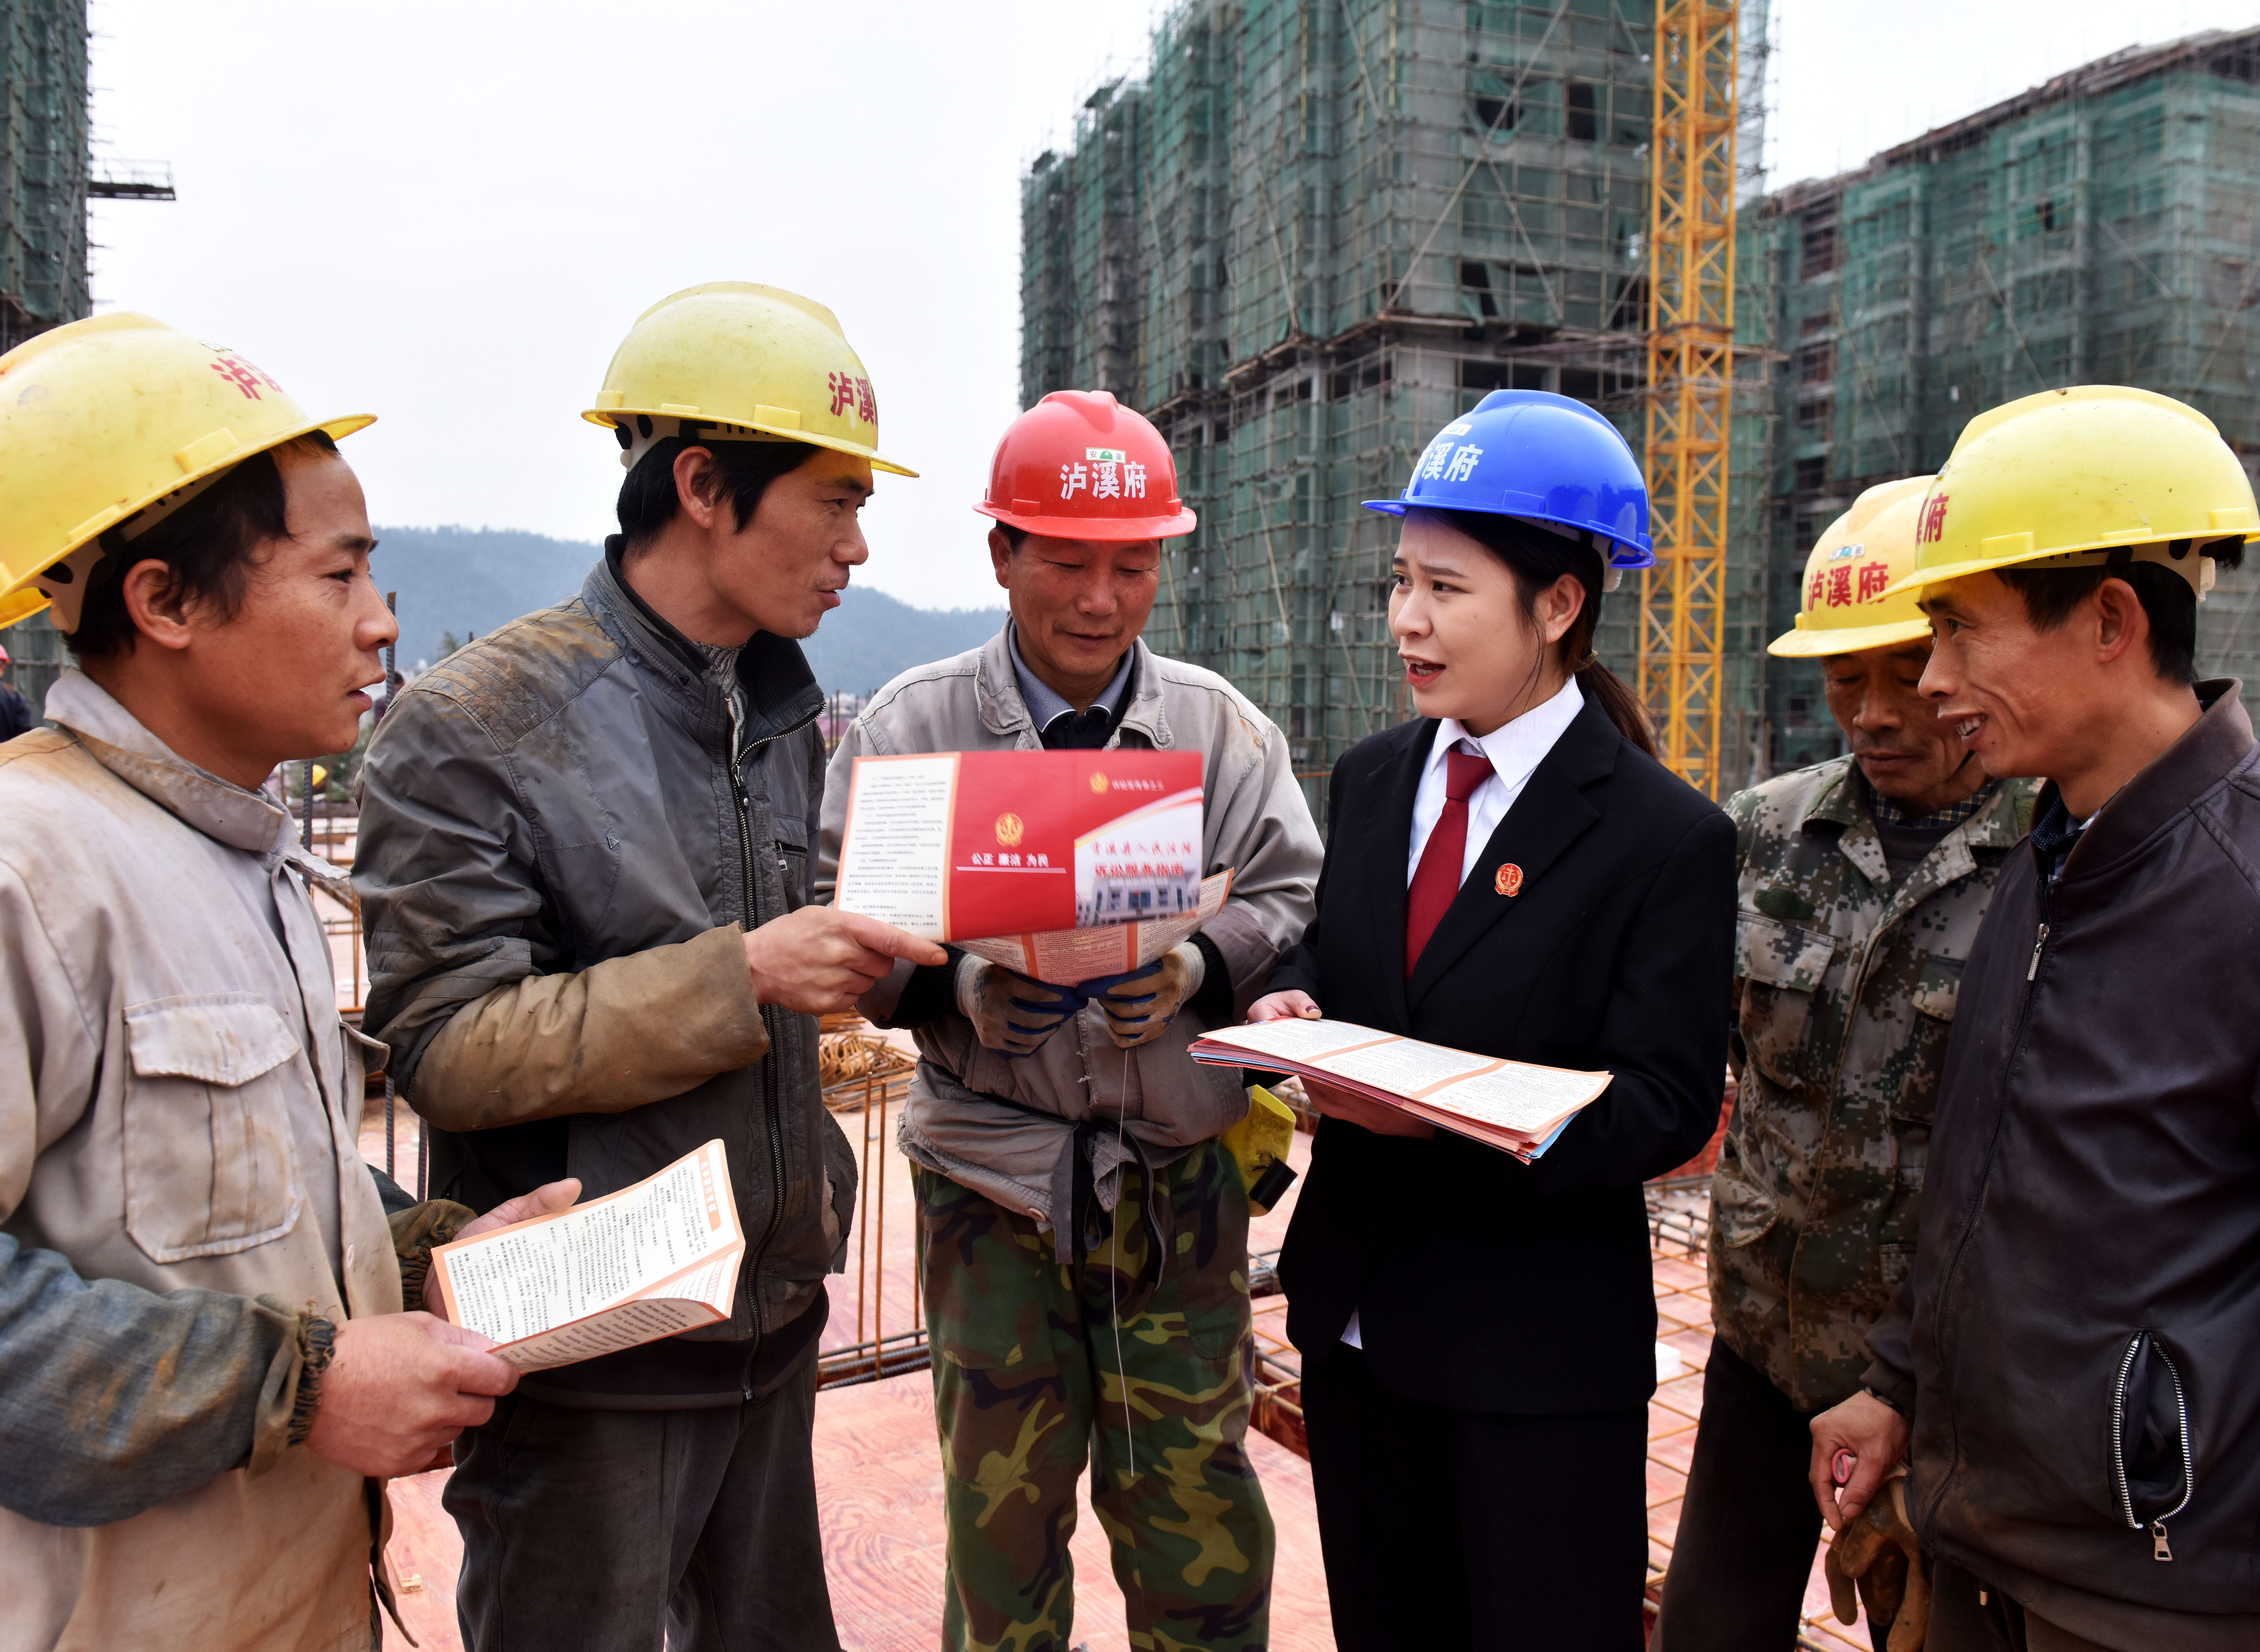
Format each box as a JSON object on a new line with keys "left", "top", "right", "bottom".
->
{"left": 0, "top": 0, "right": 84, "bottom": 349}
{"left": 1021, "top": 0, "right": 1767, "bottom": 815}
{"left": 1745, "top": 26, "right": 2260, "bottom": 769}
{"left": 0, "top": 1, "right": 86, "bottom": 705}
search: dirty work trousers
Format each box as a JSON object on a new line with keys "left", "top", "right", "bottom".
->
{"left": 1301, "top": 1343, "right": 1648, "bottom": 1652}
{"left": 913, "top": 1140, "right": 1274, "bottom": 1652}
{"left": 1651, "top": 1335, "right": 1881, "bottom": 1652}
{"left": 444, "top": 1351, "right": 838, "bottom": 1652}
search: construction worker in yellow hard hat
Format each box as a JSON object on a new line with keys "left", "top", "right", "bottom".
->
{"left": 1809, "top": 387, "right": 2260, "bottom": 1647}
{"left": 0, "top": 311, "right": 580, "bottom": 1650}
{"left": 352, "top": 282, "right": 944, "bottom": 1651}
{"left": 1651, "top": 477, "right": 2036, "bottom": 1652}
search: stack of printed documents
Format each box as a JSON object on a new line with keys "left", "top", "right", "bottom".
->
{"left": 1188, "top": 1019, "right": 1612, "bottom": 1161}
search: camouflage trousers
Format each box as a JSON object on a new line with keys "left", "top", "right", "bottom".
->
{"left": 913, "top": 1139, "right": 1275, "bottom": 1652}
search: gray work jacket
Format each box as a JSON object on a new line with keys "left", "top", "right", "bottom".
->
{"left": 0, "top": 672, "right": 401, "bottom": 1652}
{"left": 356, "top": 545, "right": 854, "bottom": 1404}
{"left": 816, "top": 627, "right": 1322, "bottom": 1247}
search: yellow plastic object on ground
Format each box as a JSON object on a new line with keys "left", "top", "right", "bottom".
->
{"left": 583, "top": 282, "right": 915, "bottom": 478}
{"left": 0, "top": 312, "right": 374, "bottom": 631}
{"left": 1770, "top": 476, "right": 1938, "bottom": 658}
{"left": 1221, "top": 1084, "right": 1300, "bottom": 1215}
{"left": 1884, "top": 385, "right": 2258, "bottom": 603}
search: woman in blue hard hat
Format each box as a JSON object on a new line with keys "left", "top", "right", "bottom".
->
{"left": 1249, "top": 391, "right": 1736, "bottom": 1649}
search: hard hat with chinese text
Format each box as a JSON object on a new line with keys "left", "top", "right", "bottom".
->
{"left": 976, "top": 391, "right": 1197, "bottom": 541}
{"left": 584, "top": 282, "right": 916, "bottom": 478}
{"left": 1881, "top": 385, "right": 2257, "bottom": 603}
{"left": 1364, "top": 389, "right": 1655, "bottom": 569}
{"left": 0, "top": 312, "right": 374, "bottom": 632}
{"left": 1770, "top": 476, "right": 1937, "bottom": 657}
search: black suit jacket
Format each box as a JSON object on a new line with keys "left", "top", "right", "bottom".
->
{"left": 1272, "top": 693, "right": 1735, "bottom": 1414}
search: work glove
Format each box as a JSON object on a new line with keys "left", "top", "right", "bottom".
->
{"left": 1089, "top": 943, "right": 1206, "bottom": 1050}
{"left": 957, "top": 955, "right": 1085, "bottom": 1059}
{"left": 1825, "top": 1470, "right": 1931, "bottom": 1652}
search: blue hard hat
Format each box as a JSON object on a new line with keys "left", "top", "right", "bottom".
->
{"left": 1364, "top": 389, "right": 1656, "bottom": 569}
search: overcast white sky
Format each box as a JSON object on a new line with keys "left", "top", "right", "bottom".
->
{"left": 85, "top": 0, "right": 2254, "bottom": 610}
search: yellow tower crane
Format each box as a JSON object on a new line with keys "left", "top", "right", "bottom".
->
{"left": 1639, "top": 0, "right": 1740, "bottom": 797}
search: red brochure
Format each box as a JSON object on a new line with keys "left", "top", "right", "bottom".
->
{"left": 834, "top": 749, "right": 1204, "bottom": 943}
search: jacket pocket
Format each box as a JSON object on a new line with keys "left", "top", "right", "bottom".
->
{"left": 1735, "top": 912, "right": 1836, "bottom": 1083}
{"left": 123, "top": 994, "right": 303, "bottom": 1263}
{"left": 1894, "top": 953, "right": 1965, "bottom": 1126}
{"left": 819, "top": 1109, "right": 858, "bottom": 1271}
{"left": 774, "top": 817, "right": 810, "bottom": 913}
{"left": 2113, "top": 1331, "right": 2194, "bottom": 1561}
{"left": 1707, "top": 1138, "right": 1781, "bottom": 1249}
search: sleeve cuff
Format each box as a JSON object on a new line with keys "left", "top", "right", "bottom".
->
{"left": 888, "top": 950, "right": 964, "bottom": 1028}
{"left": 1860, "top": 1370, "right": 1915, "bottom": 1418}
{"left": 1188, "top": 932, "right": 1234, "bottom": 1023}
{"left": 390, "top": 1199, "right": 477, "bottom": 1311}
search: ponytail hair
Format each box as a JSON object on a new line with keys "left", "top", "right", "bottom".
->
{"left": 1427, "top": 508, "right": 1659, "bottom": 759}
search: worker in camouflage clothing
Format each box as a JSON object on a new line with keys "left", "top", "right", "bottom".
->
{"left": 1653, "top": 479, "right": 2039, "bottom": 1652}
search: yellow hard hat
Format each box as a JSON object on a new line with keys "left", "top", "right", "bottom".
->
{"left": 1884, "top": 385, "right": 2258, "bottom": 602}
{"left": 0, "top": 312, "right": 373, "bottom": 631}
{"left": 1770, "top": 476, "right": 1937, "bottom": 657}
{"left": 583, "top": 282, "right": 915, "bottom": 478}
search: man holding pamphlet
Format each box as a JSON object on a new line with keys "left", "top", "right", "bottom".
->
{"left": 816, "top": 391, "right": 1322, "bottom": 1652}
{"left": 357, "top": 285, "right": 946, "bottom": 1651}
{"left": 0, "top": 316, "right": 572, "bottom": 1651}
{"left": 1247, "top": 392, "right": 1734, "bottom": 1650}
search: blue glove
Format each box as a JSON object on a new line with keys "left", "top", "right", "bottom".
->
{"left": 1085, "top": 944, "right": 1206, "bottom": 1049}
{"left": 959, "top": 956, "right": 1088, "bottom": 1059}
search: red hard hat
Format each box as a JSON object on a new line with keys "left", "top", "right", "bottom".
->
{"left": 0, "top": 643, "right": 9, "bottom": 667}
{"left": 976, "top": 390, "right": 1197, "bottom": 541}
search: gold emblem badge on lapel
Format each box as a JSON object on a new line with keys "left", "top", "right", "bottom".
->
{"left": 1495, "top": 863, "right": 1524, "bottom": 898}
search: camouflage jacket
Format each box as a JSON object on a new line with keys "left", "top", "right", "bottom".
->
{"left": 1709, "top": 756, "right": 2037, "bottom": 1410}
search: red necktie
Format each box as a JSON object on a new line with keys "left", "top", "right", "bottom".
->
{"left": 1406, "top": 747, "right": 1493, "bottom": 976}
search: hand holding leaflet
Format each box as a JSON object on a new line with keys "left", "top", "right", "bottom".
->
{"left": 429, "top": 1140, "right": 745, "bottom": 1371}
{"left": 1188, "top": 1019, "right": 1611, "bottom": 1161}
{"left": 957, "top": 869, "right": 1232, "bottom": 987}
{"left": 834, "top": 748, "right": 1204, "bottom": 941}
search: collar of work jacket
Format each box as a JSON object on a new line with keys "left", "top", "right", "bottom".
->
{"left": 828, "top": 623, "right": 1324, "bottom": 1255}
{"left": 592, "top": 536, "right": 825, "bottom": 755}
{"left": 971, "top": 620, "right": 1177, "bottom": 749}
{"left": 47, "top": 669, "right": 324, "bottom": 868}
{"left": 2039, "top": 678, "right": 2250, "bottom": 885}
{"left": 1798, "top": 759, "right": 2031, "bottom": 918}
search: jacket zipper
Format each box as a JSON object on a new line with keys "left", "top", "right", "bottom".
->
{"left": 2112, "top": 1333, "right": 2195, "bottom": 1560}
{"left": 1919, "top": 857, "right": 2053, "bottom": 1538}
{"left": 724, "top": 689, "right": 791, "bottom": 1395}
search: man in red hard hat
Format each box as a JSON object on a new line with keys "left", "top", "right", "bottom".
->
{"left": 817, "top": 391, "right": 1322, "bottom": 1652}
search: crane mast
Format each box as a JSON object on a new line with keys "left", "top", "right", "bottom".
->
{"left": 1640, "top": 0, "right": 1740, "bottom": 797}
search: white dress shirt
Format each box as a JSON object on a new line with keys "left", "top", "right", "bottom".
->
{"left": 1404, "top": 676, "right": 1586, "bottom": 888}
{"left": 1344, "top": 676, "right": 1585, "bottom": 1351}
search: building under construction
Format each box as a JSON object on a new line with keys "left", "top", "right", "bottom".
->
{"left": 1747, "top": 26, "right": 2260, "bottom": 770}
{"left": 1021, "top": 9, "right": 2260, "bottom": 800}
{"left": 0, "top": 0, "right": 173, "bottom": 712}
{"left": 1022, "top": 0, "right": 1771, "bottom": 807}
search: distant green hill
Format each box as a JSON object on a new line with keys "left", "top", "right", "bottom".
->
{"left": 371, "top": 525, "right": 1005, "bottom": 693}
